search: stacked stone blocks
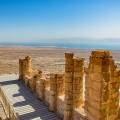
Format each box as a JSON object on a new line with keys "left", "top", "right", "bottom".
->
{"left": 85, "top": 51, "right": 119, "bottom": 120}
{"left": 64, "top": 53, "right": 84, "bottom": 120}
{"left": 19, "top": 50, "right": 120, "bottom": 120}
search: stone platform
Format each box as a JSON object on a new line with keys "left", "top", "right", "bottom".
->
{"left": 0, "top": 74, "right": 61, "bottom": 120}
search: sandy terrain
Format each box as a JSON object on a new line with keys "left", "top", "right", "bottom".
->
{"left": 0, "top": 46, "right": 120, "bottom": 75}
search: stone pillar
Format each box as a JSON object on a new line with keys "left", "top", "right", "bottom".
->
{"left": 49, "top": 73, "right": 57, "bottom": 112}
{"left": 57, "top": 74, "right": 64, "bottom": 96}
{"left": 64, "top": 53, "right": 74, "bottom": 120}
{"left": 19, "top": 59, "right": 23, "bottom": 80}
{"left": 85, "top": 51, "right": 111, "bottom": 120}
{"left": 30, "top": 71, "right": 42, "bottom": 92}
{"left": 25, "top": 56, "right": 32, "bottom": 76}
{"left": 37, "top": 78, "right": 45, "bottom": 100}
{"left": 119, "top": 71, "right": 120, "bottom": 119}
{"left": 19, "top": 58, "right": 28, "bottom": 81}
{"left": 73, "top": 58, "right": 84, "bottom": 108}
{"left": 19, "top": 58, "right": 26, "bottom": 80}
{"left": 22, "top": 59, "right": 27, "bottom": 81}
{"left": 108, "top": 59, "right": 119, "bottom": 120}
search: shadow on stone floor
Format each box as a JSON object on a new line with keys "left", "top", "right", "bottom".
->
{"left": 0, "top": 79, "right": 60, "bottom": 120}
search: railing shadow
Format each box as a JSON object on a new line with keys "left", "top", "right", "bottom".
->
{"left": 0, "top": 78, "right": 60, "bottom": 120}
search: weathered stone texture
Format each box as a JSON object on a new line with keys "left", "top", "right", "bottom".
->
{"left": 49, "top": 73, "right": 57, "bottom": 111}
{"left": 108, "top": 69, "right": 119, "bottom": 120}
{"left": 42, "top": 76, "right": 50, "bottom": 106}
{"left": 57, "top": 74, "right": 64, "bottom": 96}
{"left": 29, "top": 71, "right": 42, "bottom": 91}
{"left": 73, "top": 108, "right": 87, "bottom": 120}
{"left": 36, "top": 77, "right": 45, "bottom": 100}
{"left": 64, "top": 53, "right": 84, "bottom": 120}
{"left": 85, "top": 50, "right": 119, "bottom": 120}
{"left": 25, "top": 56, "right": 32, "bottom": 76}
{"left": 19, "top": 51, "right": 120, "bottom": 120}
{"left": 19, "top": 56, "right": 32, "bottom": 82}
{"left": 64, "top": 53, "right": 74, "bottom": 120}
{"left": 57, "top": 95, "right": 65, "bottom": 119}
{"left": 73, "top": 58, "right": 84, "bottom": 108}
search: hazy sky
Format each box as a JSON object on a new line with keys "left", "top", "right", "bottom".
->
{"left": 0, "top": 0, "right": 120, "bottom": 42}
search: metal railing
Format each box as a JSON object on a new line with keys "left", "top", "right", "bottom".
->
{"left": 0, "top": 86, "right": 19, "bottom": 120}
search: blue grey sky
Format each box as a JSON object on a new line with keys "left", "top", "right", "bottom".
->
{"left": 0, "top": 0, "right": 120, "bottom": 43}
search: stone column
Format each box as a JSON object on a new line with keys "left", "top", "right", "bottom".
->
{"left": 22, "top": 59, "right": 27, "bottom": 81}
{"left": 25, "top": 56, "right": 32, "bottom": 76}
{"left": 19, "top": 58, "right": 27, "bottom": 81}
{"left": 19, "top": 59, "right": 23, "bottom": 80}
{"left": 49, "top": 73, "right": 57, "bottom": 112}
{"left": 64, "top": 53, "right": 74, "bottom": 120}
{"left": 108, "top": 59, "right": 119, "bottom": 120}
{"left": 57, "top": 74, "right": 64, "bottom": 96}
{"left": 85, "top": 51, "right": 111, "bottom": 120}
{"left": 119, "top": 71, "right": 120, "bottom": 119}
{"left": 30, "top": 71, "right": 42, "bottom": 91}
{"left": 37, "top": 78, "right": 45, "bottom": 100}
{"left": 73, "top": 57, "right": 84, "bottom": 108}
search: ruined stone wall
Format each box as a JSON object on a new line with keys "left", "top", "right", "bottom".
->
{"left": 64, "top": 53, "right": 85, "bottom": 120}
{"left": 19, "top": 51, "right": 120, "bottom": 120}
{"left": 64, "top": 53, "right": 74, "bottom": 120}
{"left": 19, "top": 59, "right": 22, "bottom": 79}
{"left": 19, "top": 56, "right": 32, "bottom": 83}
{"left": 85, "top": 51, "right": 109, "bottom": 120}
{"left": 56, "top": 74, "right": 65, "bottom": 118}
{"left": 85, "top": 51, "right": 120, "bottom": 120}
{"left": 57, "top": 95, "right": 64, "bottom": 118}
{"left": 36, "top": 77, "right": 45, "bottom": 100}
{"left": 43, "top": 77, "right": 50, "bottom": 106}
{"left": 49, "top": 74, "right": 57, "bottom": 111}
{"left": 73, "top": 57, "right": 84, "bottom": 108}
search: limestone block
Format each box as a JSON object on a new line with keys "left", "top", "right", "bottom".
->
{"left": 49, "top": 74, "right": 57, "bottom": 112}
{"left": 56, "top": 74, "right": 64, "bottom": 96}
{"left": 36, "top": 78, "right": 45, "bottom": 100}
{"left": 57, "top": 95, "right": 64, "bottom": 119}
{"left": 44, "top": 87, "right": 50, "bottom": 106}
{"left": 64, "top": 53, "right": 74, "bottom": 120}
{"left": 85, "top": 50, "right": 112, "bottom": 120}
{"left": 64, "top": 110, "right": 73, "bottom": 120}
{"left": 65, "top": 53, "right": 74, "bottom": 72}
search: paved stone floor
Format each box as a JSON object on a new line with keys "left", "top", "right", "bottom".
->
{"left": 0, "top": 74, "right": 61, "bottom": 120}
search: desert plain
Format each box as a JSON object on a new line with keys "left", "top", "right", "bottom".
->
{"left": 0, "top": 46, "right": 120, "bottom": 75}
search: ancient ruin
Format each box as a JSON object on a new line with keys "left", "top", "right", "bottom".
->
{"left": 0, "top": 50, "right": 119, "bottom": 120}
{"left": 17, "top": 50, "right": 120, "bottom": 120}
